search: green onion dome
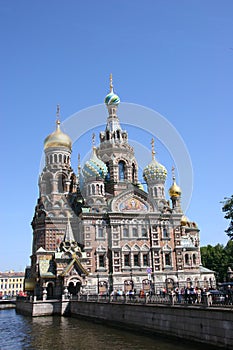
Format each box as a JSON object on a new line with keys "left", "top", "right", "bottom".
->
{"left": 104, "top": 73, "right": 120, "bottom": 106}
{"left": 105, "top": 91, "right": 120, "bottom": 106}
{"left": 82, "top": 147, "right": 108, "bottom": 179}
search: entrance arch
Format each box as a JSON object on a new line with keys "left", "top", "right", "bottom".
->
{"left": 67, "top": 278, "right": 81, "bottom": 297}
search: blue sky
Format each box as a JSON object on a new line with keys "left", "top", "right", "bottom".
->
{"left": 1, "top": 0, "right": 233, "bottom": 271}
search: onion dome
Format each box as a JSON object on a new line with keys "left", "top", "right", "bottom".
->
{"left": 82, "top": 147, "right": 108, "bottom": 179}
{"left": 143, "top": 159, "right": 167, "bottom": 183}
{"left": 137, "top": 182, "right": 144, "bottom": 191}
{"left": 169, "top": 167, "right": 181, "bottom": 197}
{"left": 143, "top": 138, "right": 167, "bottom": 184}
{"left": 181, "top": 215, "right": 189, "bottom": 226}
{"left": 104, "top": 73, "right": 120, "bottom": 106}
{"left": 44, "top": 107, "right": 72, "bottom": 150}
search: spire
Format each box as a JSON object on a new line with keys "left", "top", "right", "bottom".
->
{"left": 110, "top": 73, "right": 113, "bottom": 93}
{"left": 64, "top": 217, "right": 75, "bottom": 242}
{"left": 172, "top": 165, "right": 176, "bottom": 182}
{"left": 92, "top": 133, "right": 96, "bottom": 147}
{"left": 44, "top": 104, "right": 72, "bottom": 150}
{"left": 104, "top": 74, "right": 120, "bottom": 107}
{"left": 56, "top": 104, "right": 61, "bottom": 129}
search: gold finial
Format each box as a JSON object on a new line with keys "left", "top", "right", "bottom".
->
{"left": 151, "top": 138, "right": 156, "bottom": 160}
{"left": 92, "top": 133, "right": 96, "bottom": 146}
{"left": 110, "top": 73, "right": 113, "bottom": 92}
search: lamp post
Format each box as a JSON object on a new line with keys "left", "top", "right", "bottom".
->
{"left": 97, "top": 274, "right": 99, "bottom": 295}
{"left": 108, "top": 272, "right": 113, "bottom": 295}
{"left": 130, "top": 268, "right": 133, "bottom": 288}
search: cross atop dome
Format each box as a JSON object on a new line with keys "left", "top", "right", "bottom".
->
{"left": 104, "top": 74, "right": 120, "bottom": 106}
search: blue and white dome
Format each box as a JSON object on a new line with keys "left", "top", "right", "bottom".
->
{"left": 82, "top": 147, "right": 108, "bottom": 179}
{"left": 104, "top": 91, "right": 120, "bottom": 106}
{"left": 143, "top": 158, "right": 167, "bottom": 184}
{"left": 104, "top": 73, "right": 120, "bottom": 106}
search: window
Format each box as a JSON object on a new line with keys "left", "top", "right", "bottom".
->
{"left": 119, "top": 161, "right": 126, "bottom": 180}
{"left": 163, "top": 227, "right": 168, "bottom": 238}
{"left": 142, "top": 228, "right": 147, "bottom": 237}
{"left": 99, "top": 255, "right": 105, "bottom": 268}
{"left": 134, "top": 254, "right": 139, "bottom": 266}
{"left": 185, "top": 253, "right": 189, "bottom": 265}
{"left": 98, "top": 227, "right": 104, "bottom": 238}
{"left": 58, "top": 174, "right": 65, "bottom": 193}
{"left": 123, "top": 227, "right": 129, "bottom": 238}
{"left": 165, "top": 253, "right": 171, "bottom": 266}
{"left": 132, "top": 163, "right": 136, "bottom": 183}
{"left": 132, "top": 227, "right": 138, "bottom": 237}
{"left": 143, "top": 254, "right": 148, "bottom": 266}
{"left": 193, "top": 254, "right": 197, "bottom": 265}
{"left": 124, "top": 254, "right": 130, "bottom": 266}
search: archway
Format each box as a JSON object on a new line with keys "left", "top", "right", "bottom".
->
{"left": 47, "top": 282, "right": 54, "bottom": 299}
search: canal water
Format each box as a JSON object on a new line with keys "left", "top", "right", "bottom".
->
{"left": 0, "top": 309, "right": 218, "bottom": 350}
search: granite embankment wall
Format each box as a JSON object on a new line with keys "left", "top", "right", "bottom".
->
{"left": 16, "top": 300, "right": 70, "bottom": 316}
{"left": 70, "top": 301, "right": 233, "bottom": 349}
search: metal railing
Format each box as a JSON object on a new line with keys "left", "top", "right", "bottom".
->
{"left": 78, "top": 292, "right": 233, "bottom": 308}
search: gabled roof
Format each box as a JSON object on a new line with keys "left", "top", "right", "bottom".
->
{"left": 59, "top": 257, "right": 89, "bottom": 277}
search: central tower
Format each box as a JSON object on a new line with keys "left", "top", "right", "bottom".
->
{"left": 98, "top": 74, "right": 138, "bottom": 195}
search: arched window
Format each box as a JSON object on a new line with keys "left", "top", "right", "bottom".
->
{"left": 44, "top": 174, "right": 52, "bottom": 194}
{"left": 132, "top": 227, "right": 138, "bottom": 237}
{"left": 193, "top": 254, "right": 197, "bottom": 265}
{"left": 142, "top": 228, "right": 147, "bottom": 237}
{"left": 58, "top": 174, "right": 66, "bottom": 193}
{"left": 119, "top": 161, "right": 125, "bottom": 180}
{"left": 165, "top": 253, "right": 171, "bottom": 266}
{"left": 163, "top": 227, "right": 168, "bottom": 238}
{"left": 59, "top": 154, "right": 62, "bottom": 163}
{"left": 105, "top": 162, "right": 110, "bottom": 182}
{"left": 132, "top": 163, "right": 136, "bottom": 183}
{"left": 185, "top": 253, "right": 189, "bottom": 265}
{"left": 54, "top": 154, "right": 58, "bottom": 163}
{"left": 123, "top": 227, "right": 129, "bottom": 238}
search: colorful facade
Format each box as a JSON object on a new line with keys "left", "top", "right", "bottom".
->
{"left": 25, "top": 76, "right": 215, "bottom": 299}
{"left": 0, "top": 271, "right": 25, "bottom": 297}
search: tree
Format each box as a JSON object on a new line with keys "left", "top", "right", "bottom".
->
{"left": 201, "top": 241, "right": 233, "bottom": 282}
{"left": 201, "top": 244, "right": 228, "bottom": 282}
{"left": 222, "top": 195, "right": 233, "bottom": 239}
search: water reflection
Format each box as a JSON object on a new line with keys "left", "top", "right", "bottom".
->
{"left": 0, "top": 309, "right": 218, "bottom": 350}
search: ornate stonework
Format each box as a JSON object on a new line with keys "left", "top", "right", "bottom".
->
{"left": 25, "top": 77, "right": 215, "bottom": 299}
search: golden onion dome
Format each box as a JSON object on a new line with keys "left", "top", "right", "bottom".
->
{"left": 181, "top": 215, "right": 189, "bottom": 226}
{"left": 169, "top": 179, "right": 181, "bottom": 198}
{"left": 44, "top": 120, "right": 72, "bottom": 150}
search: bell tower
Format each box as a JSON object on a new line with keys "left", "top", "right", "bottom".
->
{"left": 31, "top": 106, "right": 78, "bottom": 255}
{"left": 98, "top": 75, "right": 138, "bottom": 195}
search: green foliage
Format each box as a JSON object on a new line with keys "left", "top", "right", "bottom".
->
{"left": 201, "top": 241, "right": 233, "bottom": 282}
{"left": 222, "top": 195, "right": 233, "bottom": 239}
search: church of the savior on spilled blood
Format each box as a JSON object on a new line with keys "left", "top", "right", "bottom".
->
{"left": 24, "top": 76, "right": 215, "bottom": 299}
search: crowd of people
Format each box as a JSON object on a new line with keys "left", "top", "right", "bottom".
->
{"left": 104, "top": 285, "right": 233, "bottom": 306}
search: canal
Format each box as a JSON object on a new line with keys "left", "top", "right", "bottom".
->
{"left": 0, "top": 309, "right": 219, "bottom": 349}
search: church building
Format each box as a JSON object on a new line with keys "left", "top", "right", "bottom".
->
{"left": 25, "top": 76, "right": 215, "bottom": 299}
